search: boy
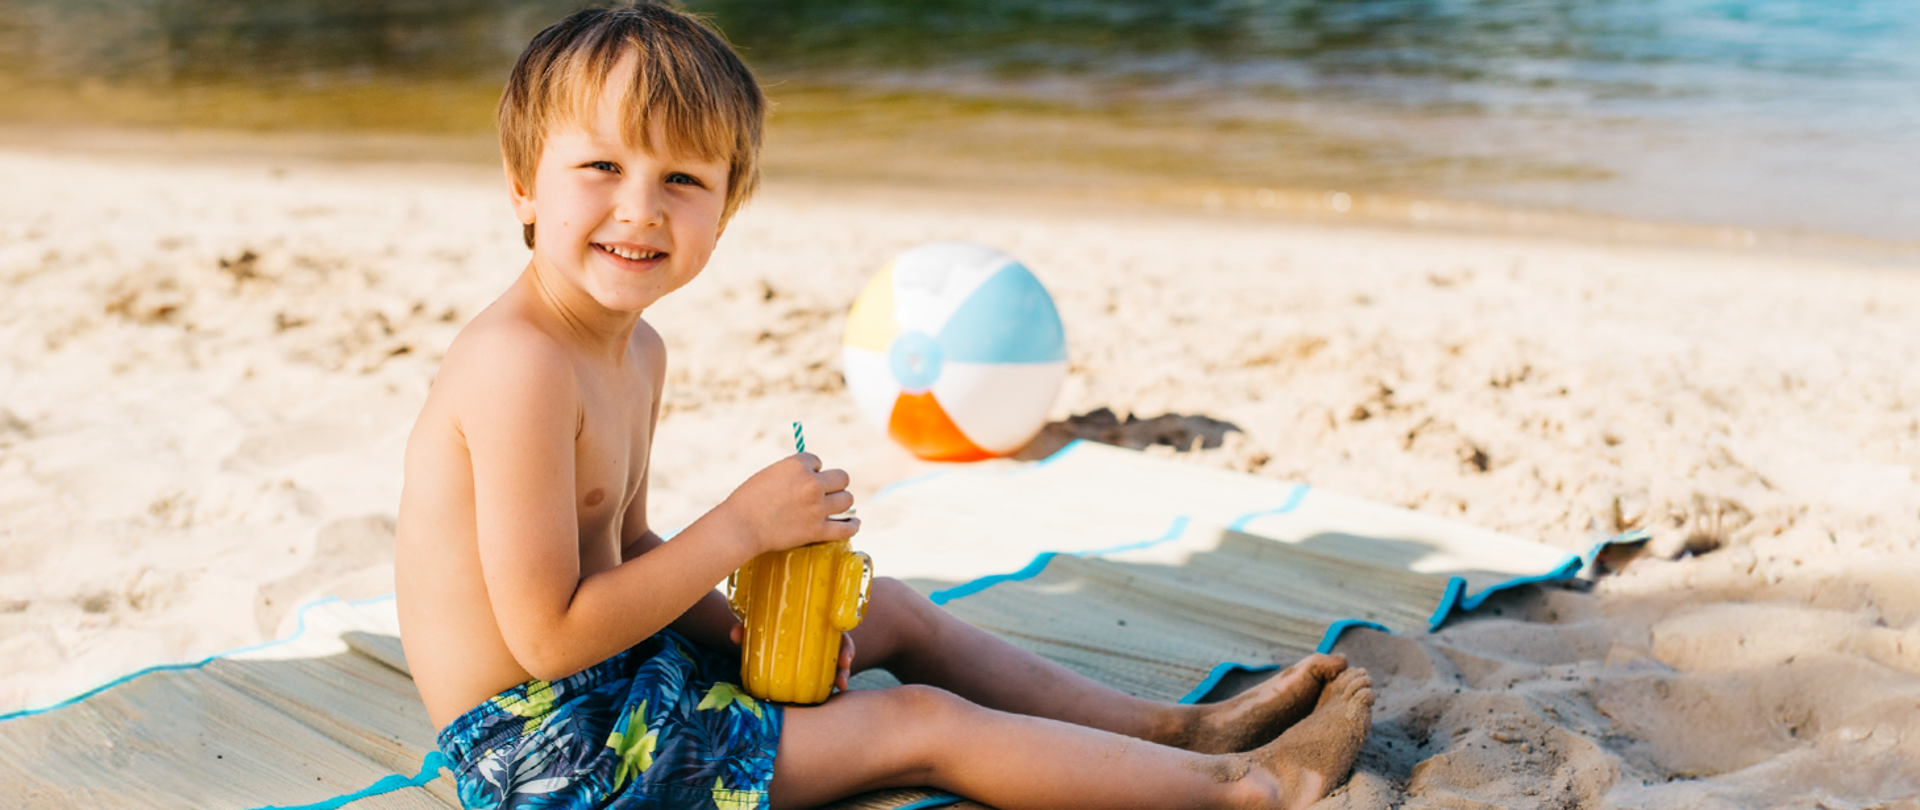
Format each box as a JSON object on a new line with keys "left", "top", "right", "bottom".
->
{"left": 394, "top": 5, "right": 1374, "bottom": 810}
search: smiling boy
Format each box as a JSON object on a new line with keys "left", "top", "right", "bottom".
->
{"left": 395, "top": 6, "right": 1373, "bottom": 810}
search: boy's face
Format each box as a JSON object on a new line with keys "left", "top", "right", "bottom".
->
{"left": 509, "top": 61, "right": 730, "bottom": 317}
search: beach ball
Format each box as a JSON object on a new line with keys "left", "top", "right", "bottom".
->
{"left": 841, "top": 242, "right": 1067, "bottom": 461}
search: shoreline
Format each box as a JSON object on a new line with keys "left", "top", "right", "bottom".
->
{"left": 3, "top": 120, "right": 1913, "bottom": 269}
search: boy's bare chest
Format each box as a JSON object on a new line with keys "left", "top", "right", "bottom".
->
{"left": 571, "top": 367, "right": 655, "bottom": 562}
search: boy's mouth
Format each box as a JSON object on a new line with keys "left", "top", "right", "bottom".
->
{"left": 594, "top": 243, "right": 665, "bottom": 262}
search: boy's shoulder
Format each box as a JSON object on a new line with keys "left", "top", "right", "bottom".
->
{"left": 440, "top": 300, "right": 579, "bottom": 402}
{"left": 433, "top": 297, "right": 669, "bottom": 433}
{"left": 428, "top": 299, "right": 592, "bottom": 454}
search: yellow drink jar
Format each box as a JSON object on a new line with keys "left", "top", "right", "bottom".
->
{"left": 726, "top": 539, "right": 873, "bottom": 704}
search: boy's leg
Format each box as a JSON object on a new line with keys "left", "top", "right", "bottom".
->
{"left": 849, "top": 578, "right": 1349, "bottom": 753}
{"left": 769, "top": 671, "right": 1375, "bottom": 810}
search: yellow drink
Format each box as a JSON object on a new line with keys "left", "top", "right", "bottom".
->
{"left": 726, "top": 539, "right": 872, "bottom": 704}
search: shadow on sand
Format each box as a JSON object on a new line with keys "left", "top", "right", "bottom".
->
{"left": 1014, "top": 407, "right": 1241, "bottom": 460}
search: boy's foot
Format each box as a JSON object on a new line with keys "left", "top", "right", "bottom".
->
{"left": 1250, "top": 668, "right": 1374, "bottom": 810}
{"left": 1173, "top": 653, "right": 1348, "bottom": 754}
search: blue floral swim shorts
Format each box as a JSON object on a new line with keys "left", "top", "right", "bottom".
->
{"left": 436, "top": 630, "right": 784, "bottom": 810}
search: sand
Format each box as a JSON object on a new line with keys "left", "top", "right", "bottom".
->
{"left": 2, "top": 139, "right": 1918, "bottom": 807}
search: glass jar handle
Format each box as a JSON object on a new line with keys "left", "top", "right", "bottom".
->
{"left": 725, "top": 558, "right": 753, "bottom": 621}
{"left": 830, "top": 551, "right": 873, "bottom": 631}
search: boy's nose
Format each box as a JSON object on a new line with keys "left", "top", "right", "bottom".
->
{"left": 615, "top": 180, "right": 666, "bottom": 226}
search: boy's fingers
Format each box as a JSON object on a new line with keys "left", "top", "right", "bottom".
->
{"left": 792, "top": 452, "right": 822, "bottom": 473}
{"left": 825, "top": 490, "right": 855, "bottom": 515}
{"left": 836, "top": 633, "right": 855, "bottom": 691}
{"left": 820, "top": 516, "right": 860, "bottom": 540}
{"left": 817, "top": 468, "right": 851, "bottom": 492}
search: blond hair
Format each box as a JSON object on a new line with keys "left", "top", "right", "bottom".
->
{"left": 499, "top": 4, "right": 766, "bottom": 247}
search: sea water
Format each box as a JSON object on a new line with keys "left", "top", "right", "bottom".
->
{"left": 1, "top": 0, "right": 1913, "bottom": 242}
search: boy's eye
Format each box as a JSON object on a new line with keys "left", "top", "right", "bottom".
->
{"left": 586, "top": 160, "right": 621, "bottom": 173}
{"left": 666, "top": 172, "right": 705, "bottom": 187}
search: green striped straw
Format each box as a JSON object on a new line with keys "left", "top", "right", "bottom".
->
{"left": 792, "top": 421, "right": 805, "bottom": 454}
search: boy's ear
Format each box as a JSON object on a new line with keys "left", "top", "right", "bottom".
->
{"left": 714, "top": 182, "right": 735, "bottom": 241}
{"left": 504, "top": 158, "right": 537, "bottom": 230}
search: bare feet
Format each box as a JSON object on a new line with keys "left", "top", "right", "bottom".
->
{"left": 1249, "top": 667, "right": 1374, "bottom": 810}
{"left": 1169, "top": 653, "right": 1349, "bottom": 755}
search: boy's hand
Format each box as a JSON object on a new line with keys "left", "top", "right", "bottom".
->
{"left": 720, "top": 452, "right": 859, "bottom": 556}
{"left": 724, "top": 625, "right": 856, "bottom": 692}
{"left": 835, "top": 631, "right": 855, "bottom": 692}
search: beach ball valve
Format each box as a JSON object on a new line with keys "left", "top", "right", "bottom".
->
{"left": 841, "top": 242, "right": 1067, "bottom": 461}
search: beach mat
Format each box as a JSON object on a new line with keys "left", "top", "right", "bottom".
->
{"left": 0, "top": 597, "right": 457, "bottom": 810}
{"left": 0, "top": 442, "right": 1596, "bottom": 810}
{"left": 858, "top": 441, "right": 1584, "bottom": 617}
{"left": 929, "top": 528, "right": 1455, "bottom": 702}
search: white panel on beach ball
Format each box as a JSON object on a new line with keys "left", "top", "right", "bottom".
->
{"left": 929, "top": 360, "right": 1071, "bottom": 455}
{"left": 841, "top": 347, "right": 897, "bottom": 431}
{"left": 842, "top": 242, "right": 1068, "bottom": 461}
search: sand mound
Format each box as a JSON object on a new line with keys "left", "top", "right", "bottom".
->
{"left": 1316, "top": 583, "right": 1920, "bottom": 808}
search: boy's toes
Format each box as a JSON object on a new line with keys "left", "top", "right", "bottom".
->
{"left": 1251, "top": 668, "right": 1376, "bottom": 810}
{"left": 1318, "top": 668, "right": 1374, "bottom": 711}
{"left": 1296, "top": 653, "right": 1347, "bottom": 682}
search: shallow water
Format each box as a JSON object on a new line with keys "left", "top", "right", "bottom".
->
{"left": 1, "top": 0, "right": 1914, "bottom": 242}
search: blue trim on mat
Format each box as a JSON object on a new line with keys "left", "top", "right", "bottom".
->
{"left": 252, "top": 751, "right": 451, "bottom": 810}
{"left": 1317, "top": 619, "right": 1393, "bottom": 654}
{"left": 1418, "top": 531, "right": 1650, "bottom": 631}
{"left": 1072, "top": 515, "right": 1189, "bottom": 558}
{"left": 1425, "top": 577, "right": 1470, "bottom": 632}
{"left": 928, "top": 552, "right": 1059, "bottom": 606}
{"left": 1456, "top": 554, "right": 1584, "bottom": 613}
{"left": 1227, "top": 485, "right": 1311, "bottom": 532}
{"left": 1027, "top": 438, "right": 1088, "bottom": 470}
{"left": 888, "top": 796, "right": 967, "bottom": 810}
{"left": 0, "top": 593, "right": 398, "bottom": 724}
{"left": 868, "top": 468, "right": 953, "bottom": 504}
{"left": 1584, "top": 529, "right": 1651, "bottom": 566}
{"left": 990, "top": 439, "right": 1087, "bottom": 483}
{"left": 925, "top": 514, "right": 1193, "bottom": 606}
{"left": 1177, "top": 662, "right": 1280, "bottom": 704}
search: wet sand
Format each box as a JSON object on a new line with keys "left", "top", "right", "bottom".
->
{"left": 1, "top": 142, "right": 1917, "bottom": 806}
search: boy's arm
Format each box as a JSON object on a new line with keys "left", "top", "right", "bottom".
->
{"left": 616, "top": 326, "right": 743, "bottom": 655}
{"left": 620, "top": 530, "right": 742, "bottom": 654}
{"left": 460, "top": 328, "right": 857, "bottom": 682}
{"left": 622, "top": 530, "right": 855, "bottom": 691}
{"left": 460, "top": 329, "right": 744, "bottom": 680}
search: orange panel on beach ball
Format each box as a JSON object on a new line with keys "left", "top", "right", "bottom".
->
{"left": 887, "top": 391, "right": 994, "bottom": 462}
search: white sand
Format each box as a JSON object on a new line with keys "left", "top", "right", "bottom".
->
{"left": 2, "top": 142, "right": 1917, "bottom": 806}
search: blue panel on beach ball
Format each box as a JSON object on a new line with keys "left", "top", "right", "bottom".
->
{"left": 888, "top": 330, "right": 946, "bottom": 393}
{"left": 935, "top": 264, "right": 1066, "bottom": 364}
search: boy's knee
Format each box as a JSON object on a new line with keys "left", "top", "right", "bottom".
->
{"left": 878, "top": 684, "right": 976, "bottom": 747}
{"left": 855, "top": 578, "right": 963, "bottom": 672}
{"left": 887, "top": 683, "right": 968, "bottom": 719}
{"left": 867, "top": 577, "right": 938, "bottom": 633}
{"left": 882, "top": 684, "right": 976, "bottom": 769}
{"left": 870, "top": 576, "right": 927, "bottom": 613}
